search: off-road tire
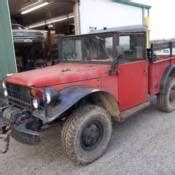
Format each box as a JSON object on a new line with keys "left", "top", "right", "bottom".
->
{"left": 61, "top": 105, "right": 112, "bottom": 165}
{"left": 157, "top": 78, "right": 175, "bottom": 112}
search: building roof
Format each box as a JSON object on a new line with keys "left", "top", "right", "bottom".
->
{"left": 113, "top": 0, "right": 151, "bottom": 9}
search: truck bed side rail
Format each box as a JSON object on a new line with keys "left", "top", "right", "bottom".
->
{"left": 148, "top": 40, "right": 175, "bottom": 61}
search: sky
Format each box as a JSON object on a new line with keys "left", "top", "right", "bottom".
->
{"left": 133, "top": 0, "right": 175, "bottom": 40}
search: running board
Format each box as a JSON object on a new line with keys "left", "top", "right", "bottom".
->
{"left": 120, "top": 102, "right": 150, "bottom": 122}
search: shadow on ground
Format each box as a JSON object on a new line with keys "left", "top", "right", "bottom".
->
{"left": 1, "top": 100, "right": 175, "bottom": 175}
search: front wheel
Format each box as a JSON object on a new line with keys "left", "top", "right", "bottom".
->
{"left": 157, "top": 78, "right": 175, "bottom": 112}
{"left": 61, "top": 105, "right": 112, "bottom": 165}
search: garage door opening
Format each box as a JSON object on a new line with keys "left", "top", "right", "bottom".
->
{"left": 8, "top": 0, "right": 79, "bottom": 72}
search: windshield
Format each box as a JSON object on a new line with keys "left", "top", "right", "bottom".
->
{"left": 60, "top": 35, "right": 114, "bottom": 63}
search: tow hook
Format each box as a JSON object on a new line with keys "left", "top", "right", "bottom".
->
{"left": 0, "top": 122, "right": 11, "bottom": 154}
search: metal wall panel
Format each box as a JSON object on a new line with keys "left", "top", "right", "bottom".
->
{"left": 79, "top": 0, "right": 143, "bottom": 34}
{"left": 0, "top": 0, "right": 17, "bottom": 81}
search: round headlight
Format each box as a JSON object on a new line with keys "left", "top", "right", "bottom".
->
{"left": 33, "top": 98, "right": 39, "bottom": 109}
{"left": 44, "top": 88, "right": 60, "bottom": 105}
{"left": 2, "top": 81, "right": 6, "bottom": 89}
{"left": 4, "top": 89, "right": 8, "bottom": 97}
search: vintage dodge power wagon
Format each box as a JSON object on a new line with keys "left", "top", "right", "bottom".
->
{"left": 1, "top": 25, "right": 175, "bottom": 165}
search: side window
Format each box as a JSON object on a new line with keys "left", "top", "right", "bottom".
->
{"left": 105, "top": 37, "right": 113, "bottom": 57}
{"left": 119, "top": 36, "right": 130, "bottom": 51}
{"left": 119, "top": 34, "right": 145, "bottom": 62}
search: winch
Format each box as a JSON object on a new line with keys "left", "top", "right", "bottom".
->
{"left": 0, "top": 107, "right": 42, "bottom": 154}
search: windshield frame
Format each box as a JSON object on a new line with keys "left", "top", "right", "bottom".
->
{"left": 58, "top": 31, "right": 147, "bottom": 64}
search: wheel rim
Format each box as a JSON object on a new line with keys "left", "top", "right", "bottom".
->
{"left": 169, "top": 85, "right": 175, "bottom": 106}
{"left": 81, "top": 120, "right": 104, "bottom": 151}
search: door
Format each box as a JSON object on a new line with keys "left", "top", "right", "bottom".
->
{"left": 118, "top": 61, "right": 148, "bottom": 111}
{"left": 117, "top": 33, "right": 148, "bottom": 111}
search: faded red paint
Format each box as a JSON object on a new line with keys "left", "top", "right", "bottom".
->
{"left": 6, "top": 63, "right": 109, "bottom": 88}
{"left": 148, "top": 57, "right": 175, "bottom": 95}
{"left": 5, "top": 57, "right": 175, "bottom": 112}
{"left": 118, "top": 61, "right": 148, "bottom": 111}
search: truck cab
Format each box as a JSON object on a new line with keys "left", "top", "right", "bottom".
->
{"left": 1, "top": 25, "right": 175, "bottom": 165}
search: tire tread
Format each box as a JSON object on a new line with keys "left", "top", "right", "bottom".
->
{"left": 61, "top": 105, "right": 112, "bottom": 165}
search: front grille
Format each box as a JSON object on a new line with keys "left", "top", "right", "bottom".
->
{"left": 6, "top": 83, "right": 32, "bottom": 108}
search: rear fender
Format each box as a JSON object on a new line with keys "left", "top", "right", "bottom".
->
{"left": 33, "top": 86, "right": 120, "bottom": 123}
{"left": 160, "top": 65, "right": 175, "bottom": 94}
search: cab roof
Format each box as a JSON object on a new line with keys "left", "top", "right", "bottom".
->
{"left": 63, "top": 25, "right": 147, "bottom": 39}
{"left": 89, "top": 25, "right": 148, "bottom": 34}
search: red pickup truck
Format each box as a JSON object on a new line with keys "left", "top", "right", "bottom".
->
{"left": 1, "top": 25, "right": 175, "bottom": 165}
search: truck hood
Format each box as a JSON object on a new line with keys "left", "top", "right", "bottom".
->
{"left": 6, "top": 63, "right": 109, "bottom": 88}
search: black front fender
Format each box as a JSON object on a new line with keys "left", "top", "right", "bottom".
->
{"left": 33, "top": 86, "right": 104, "bottom": 123}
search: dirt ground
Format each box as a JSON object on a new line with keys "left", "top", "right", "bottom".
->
{"left": 1, "top": 103, "right": 175, "bottom": 175}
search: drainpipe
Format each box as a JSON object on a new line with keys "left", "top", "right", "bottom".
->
{"left": 144, "top": 8, "right": 151, "bottom": 48}
{"left": 73, "top": 0, "right": 81, "bottom": 35}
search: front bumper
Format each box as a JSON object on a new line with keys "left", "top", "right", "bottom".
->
{"left": 0, "top": 107, "right": 42, "bottom": 146}
{"left": 11, "top": 121, "right": 41, "bottom": 145}
{"left": 0, "top": 116, "right": 40, "bottom": 153}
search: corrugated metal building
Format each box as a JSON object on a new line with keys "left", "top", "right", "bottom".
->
{"left": 0, "top": 0, "right": 17, "bottom": 81}
{"left": 0, "top": 0, "right": 151, "bottom": 81}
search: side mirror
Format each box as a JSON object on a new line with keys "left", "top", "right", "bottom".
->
{"left": 147, "top": 48, "right": 157, "bottom": 62}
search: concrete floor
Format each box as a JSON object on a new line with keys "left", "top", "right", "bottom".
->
{"left": 1, "top": 103, "right": 175, "bottom": 175}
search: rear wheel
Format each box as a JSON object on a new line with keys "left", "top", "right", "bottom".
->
{"left": 157, "top": 78, "right": 175, "bottom": 112}
{"left": 61, "top": 105, "right": 112, "bottom": 165}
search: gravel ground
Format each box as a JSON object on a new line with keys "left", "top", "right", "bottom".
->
{"left": 1, "top": 103, "right": 175, "bottom": 175}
